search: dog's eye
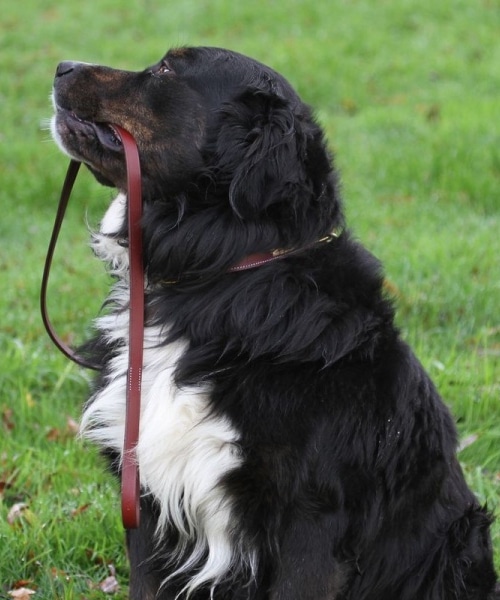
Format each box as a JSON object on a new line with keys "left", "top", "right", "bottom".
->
{"left": 157, "top": 61, "right": 171, "bottom": 75}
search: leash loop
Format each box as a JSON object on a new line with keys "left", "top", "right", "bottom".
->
{"left": 40, "top": 159, "right": 102, "bottom": 371}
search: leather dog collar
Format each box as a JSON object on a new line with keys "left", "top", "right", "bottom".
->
{"left": 229, "top": 234, "right": 338, "bottom": 272}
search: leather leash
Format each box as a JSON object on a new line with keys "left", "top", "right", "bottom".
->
{"left": 40, "top": 159, "right": 100, "bottom": 370}
{"left": 115, "top": 125, "right": 143, "bottom": 530}
{"left": 41, "top": 126, "right": 144, "bottom": 529}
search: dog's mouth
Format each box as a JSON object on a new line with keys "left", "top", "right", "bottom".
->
{"left": 51, "top": 106, "right": 128, "bottom": 187}
{"left": 65, "top": 111, "right": 123, "bottom": 152}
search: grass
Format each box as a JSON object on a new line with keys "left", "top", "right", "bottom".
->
{"left": 0, "top": 0, "right": 499, "bottom": 596}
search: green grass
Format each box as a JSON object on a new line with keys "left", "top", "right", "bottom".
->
{"left": 1, "top": 0, "right": 499, "bottom": 596}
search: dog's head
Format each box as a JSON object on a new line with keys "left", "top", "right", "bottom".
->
{"left": 52, "top": 47, "right": 342, "bottom": 275}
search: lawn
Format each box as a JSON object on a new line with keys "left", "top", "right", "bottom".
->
{"left": 0, "top": 0, "right": 499, "bottom": 597}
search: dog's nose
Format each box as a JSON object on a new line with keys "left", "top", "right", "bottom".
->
{"left": 55, "top": 61, "right": 79, "bottom": 78}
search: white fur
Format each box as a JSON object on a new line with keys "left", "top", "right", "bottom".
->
{"left": 90, "top": 193, "right": 129, "bottom": 277}
{"left": 80, "top": 199, "right": 253, "bottom": 594}
{"left": 50, "top": 107, "right": 80, "bottom": 162}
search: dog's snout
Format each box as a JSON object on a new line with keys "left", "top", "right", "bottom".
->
{"left": 55, "top": 61, "right": 79, "bottom": 78}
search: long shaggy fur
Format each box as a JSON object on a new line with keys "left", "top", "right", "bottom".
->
{"left": 51, "top": 46, "right": 498, "bottom": 599}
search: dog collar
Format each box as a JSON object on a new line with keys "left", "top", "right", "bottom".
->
{"left": 157, "top": 233, "right": 339, "bottom": 286}
{"left": 229, "top": 234, "right": 338, "bottom": 272}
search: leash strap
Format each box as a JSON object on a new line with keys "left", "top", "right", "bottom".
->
{"left": 114, "top": 125, "right": 143, "bottom": 530}
{"left": 41, "top": 129, "right": 144, "bottom": 529}
{"left": 40, "top": 159, "right": 102, "bottom": 370}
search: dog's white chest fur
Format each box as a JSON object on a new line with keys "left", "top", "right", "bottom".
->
{"left": 80, "top": 195, "right": 247, "bottom": 591}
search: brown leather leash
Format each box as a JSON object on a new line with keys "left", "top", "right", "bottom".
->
{"left": 116, "top": 125, "right": 143, "bottom": 530}
{"left": 41, "top": 126, "right": 143, "bottom": 529}
{"left": 40, "top": 159, "right": 100, "bottom": 370}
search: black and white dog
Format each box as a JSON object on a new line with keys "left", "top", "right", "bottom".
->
{"left": 51, "top": 47, "right": 498, "bottom": 599}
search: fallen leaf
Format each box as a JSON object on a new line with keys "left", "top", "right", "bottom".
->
{"left": 7, "top": 502, "right": 28, "bottom": 525}
{"left": 2, "top": 407, "right": 15, "bottom": 431}
{"left": 10, "top": 581, "right": 34, "bottom": 589}
{"left": 50, "top": 567, "right": 68, "bottom": 580}
{"left": 46, "top": 418, "right": 80, "bottom": 442}
{"left": 0, "top": 465, "right": 17, "bottom": 496}
{"left": 71, "top": 503, "right": 91, "bottom": 518}
{"left": 459, "top": 434, "right": 478, "bottom": 452}
{"left": 99, "top": 575, "right": 119, "bottom": 594}
{"left": 85, "top": 548, "right": 107, "bottom": 566}
{"left": 46, "top": 427, "right": 61, "bottom": 442}
{"left": 8, "top": 588, "right": 36, "bottom": 599}
{"left": 67, "top": 417, "right": 80, "bottom": 435}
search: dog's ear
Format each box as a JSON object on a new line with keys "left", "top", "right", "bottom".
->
{"left": 212, "top": 88, "right": 334, "bottom": 222}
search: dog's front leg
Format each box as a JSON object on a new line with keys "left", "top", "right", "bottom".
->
{"left": 126, "top": 496, "right": 169, "bottom": 600}
{"left": 269, "top": 513, "right": 347, "bottom": 600}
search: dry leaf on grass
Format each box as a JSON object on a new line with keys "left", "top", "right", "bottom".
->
{"left": 45, "top": 417, "right": 80, "bottom": 442}
{"left": 98, "top": 565, "right": 119, "bottom": 594}
{"left": 66, "top": 417, "right": 80, "bottom": 434}
{"left": 7, "top": 502, "right": 28, "bottom": 525}
{"left": 2, "top": 407, "right": 15, "bottom": 431}
{"left": 458, "top": 434, "right": 478, "bottom": 452}
{"left": 50, "top": 567, "right": 69, "bottom": 581}
{"left": 70, "top": 503, "right": 91, "bottom": 518}
{"left": 8, "top": 588, "right": 36, "bottom": 599}
{"left": 45, "top": 427, "right": 61, "bottom": 442}
{"left": 0, "top": 477, "right": 10, "bottom": 495}
{"left": 99, "top": 575, "right": 119, "bottom": 594}
{"left": 10, "top": 581, "right": 32, "bottom": 588}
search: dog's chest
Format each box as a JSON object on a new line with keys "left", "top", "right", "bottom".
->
{"left": 83, "top": 199, "right": 243, "bottom": 562}
{"left": 81, "top": 310, "right": 242, "bottom": 534}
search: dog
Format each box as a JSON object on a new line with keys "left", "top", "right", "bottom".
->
{"left": 51, "top": 46, "right": 498, "bottom": 599}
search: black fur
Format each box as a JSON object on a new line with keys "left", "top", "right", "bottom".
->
{"left": 51, "top": 46, "right": 498, "bottom": 599}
